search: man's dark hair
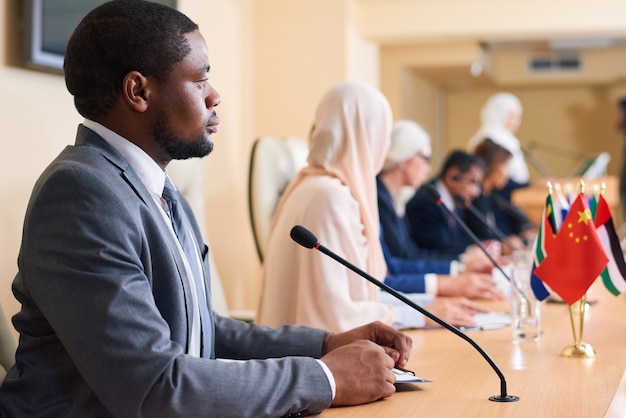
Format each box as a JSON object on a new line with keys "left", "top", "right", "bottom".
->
{"left": 474, "top": 138, "right": 512, "bottom": 174}
{"left": 438, "top": 149, "right": 485, "bottom": 179}
{"left": 64, "top": 0, "right": 199, "bottom": 120}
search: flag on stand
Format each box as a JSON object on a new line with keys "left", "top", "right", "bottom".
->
{"left": 530, "top": 194, "right": 556, "bottom": 301}
{"left": 533, "top": 193, "right": 608, "bottom": 305}
{"left": 593, "top": 194, "right": 626, "bottom": 296}
{"left": 553, "top": 185, "right": 570, "bottom": 228}
{"left": 588, "top": 194, "right": 598, "bottom": 219}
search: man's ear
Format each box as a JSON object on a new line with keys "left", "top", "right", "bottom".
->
{"left": 122, "top": 71, "right": 150, "bottom": 112}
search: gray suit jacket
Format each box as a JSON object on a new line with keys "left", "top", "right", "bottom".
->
{"left": 0, "top": 126, "right": 332, "bottom": 417}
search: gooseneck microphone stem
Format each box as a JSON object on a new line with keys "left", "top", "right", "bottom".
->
{"left": 521, "top": 146, "right": 552, "bottom": 178}
{"left": 425, "top": 186, "right": 530, "bottom": 309}
{"left": 454, "top": 193, "right": 520, "bottom": 253}
{"left": 491, "top": 193, "right": 538, "bottom": 230}
{"left": 290, "top": 225, "right": 519, "bottom": 403}
{"left": 527, "top": 140, "right": 586, "bottom": 160}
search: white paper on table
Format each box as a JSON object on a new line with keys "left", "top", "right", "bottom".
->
{"left": 392, "top": 367, "right": 431, "bottom": 383}
{"left": 461, "top": 311, "right": 512, "bottom": 331}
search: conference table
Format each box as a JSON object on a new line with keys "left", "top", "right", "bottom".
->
{"left": 322, "top": 281, "right": 626, "bottom": 417}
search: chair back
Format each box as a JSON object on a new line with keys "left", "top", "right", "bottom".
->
{"left": 248, "top": 136, "right": 308, "bottom": 262}
{"left": 0, "top": 300, "right": 16, "bottom": 380}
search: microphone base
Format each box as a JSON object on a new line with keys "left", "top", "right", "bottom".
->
{"left": 489, "top": 395, "right": 520, "bottom": 402}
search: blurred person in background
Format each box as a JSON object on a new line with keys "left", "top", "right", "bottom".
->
{"left": 472, "top": 139, "right": 536, "bottom": 252}
{"left": 405, "top": 150, "right": 491, "bottom": 256}
{"left": 377, "top": 120, "right": 505, "bottom": 300}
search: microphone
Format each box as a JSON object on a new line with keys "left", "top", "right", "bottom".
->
{"left": 523, "top": 140, "right": 588, "bottom": 179}
{"left": 491, "top": 193, "right": 538, "bottom": 230}
{"left": 520, "top": 146, "right": 552, "bottom": 178}
{"left": 453, "top": 193, "right": 521, "bottom": 252}
{"left": 526, "top": 140, "right": 586, "bottom": 160}
{"left": 426, "top": 186, "right": 513, "bottom": 283}
{"left": 290, "top": 225, "right": 519, "bottom": 403}
{"left": 425, "top": 185, "right": 530, "bottom": 308}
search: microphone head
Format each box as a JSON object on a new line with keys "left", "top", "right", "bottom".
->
{"left": 290, "top": 225, "right": 319, "bottom": 249}
{"left": 425, "top": 184, "right": 442, "bottom": 203}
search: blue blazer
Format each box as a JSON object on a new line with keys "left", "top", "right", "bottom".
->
{"left": 405, "top": 181, "right": 476, "bottom": 257}
{"left": 376, "top": 177, "right": 453, "bottom": 293}
{"left": 0, "top": 126, "right": 331, "bottom": 418}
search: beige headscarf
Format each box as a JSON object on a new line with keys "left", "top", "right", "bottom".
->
{"left": 258, "top": 81, "right": 395, "bottom": 331}
{"left": 271, "top": 81, "right": 392, "bottom": 278}
{"left": 467, "top": 92, "right": 529, "bottom": 183}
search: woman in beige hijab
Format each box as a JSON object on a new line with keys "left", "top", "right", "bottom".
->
{"left": 467, "top": 92, "right": 528, "bottom": 185}
{"left": 257, "top": 81, "right": 484, "bottom": 332}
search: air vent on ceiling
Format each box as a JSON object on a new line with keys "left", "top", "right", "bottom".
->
{"left": 528, "top": 54, "right": 581, "bottom": 73}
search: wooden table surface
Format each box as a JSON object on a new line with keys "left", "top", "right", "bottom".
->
{"left": 321, "top": 282, "right": 626, "bottom": 417}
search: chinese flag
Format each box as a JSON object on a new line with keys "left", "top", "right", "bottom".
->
{"left": 533, "top": 193, "right": 608, "bottom": 305}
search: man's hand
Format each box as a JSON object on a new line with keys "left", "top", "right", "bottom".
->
{"left": 460, "top": 243, "right": 500, "bottom": 273}
{"left": 321, "top": 340, "right": 396, "bottom": 406}
{"left": 424, "top": 297, "right": 488, "bottom": 328}
{"left": 438, "top": 273, "right": 507, "bottom": 300}
{"left": 501, "top": 235, "right": 526, "bottom": 256}
{"left": 323, "top": 321, "right": 412, "bottom": 367}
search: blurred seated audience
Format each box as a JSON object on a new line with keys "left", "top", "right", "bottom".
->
{"left": 377, "top": 120, "right": 505, "bottom": 300}
{"left": 256, "top": 82, "right": 487, "bottom": 333}
{"left": 405, "top": 150, "right": 493, "bottom": 256}
{"left": 467, "top": 92, "right": 531, "bottom": 231}
{"left": 472, "top": 139, "right": 536, "bottom": 251}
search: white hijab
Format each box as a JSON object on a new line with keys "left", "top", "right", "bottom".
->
{"left": 258, "top": 81, "right": 394, "bottom": 331}
{"left": 468, "top": 92, "right": 529, "bottom": 184}
{"left": 272, "top": 81, "right": 392, "bottom": 277}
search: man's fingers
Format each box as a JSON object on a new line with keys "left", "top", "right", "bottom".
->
{"left": 382, "top": 347, "right": 400, "bottom": 363}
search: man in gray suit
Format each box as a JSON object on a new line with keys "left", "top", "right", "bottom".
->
{"left": 0, "top": 1, "right": 412, "bottom": 417}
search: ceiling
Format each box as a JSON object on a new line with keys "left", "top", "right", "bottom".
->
{"left": 355, "top": 0, "right": 626, "bottom": 89}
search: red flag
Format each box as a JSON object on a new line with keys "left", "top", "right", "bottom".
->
{"left": 533, "top": 193, "right": 608, "bottom": 305}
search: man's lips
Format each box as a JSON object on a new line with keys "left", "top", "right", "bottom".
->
{"left": 207, "top": 115, "right": 220, "bottom": 134}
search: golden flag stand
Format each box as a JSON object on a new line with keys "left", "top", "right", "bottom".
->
{"left": 561, "top": 293, "right": 595, "bottom": 358}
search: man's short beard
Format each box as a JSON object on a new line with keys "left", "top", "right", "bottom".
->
{"left": 153, "top": 117, "right": 213, "bottom": 160}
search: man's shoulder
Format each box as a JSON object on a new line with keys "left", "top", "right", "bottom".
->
{"left": 34, "top": 146, "right": 122, "bottom": 193}
{"left": 408, "top": 182, "right": 437, "bottom": 206}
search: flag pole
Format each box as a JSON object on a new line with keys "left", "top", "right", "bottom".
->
{"left": 561, "top": 180, "right": 595, "bottom": 358}
{"left": 561, "top": 294, "right": 595, "bottom": 358}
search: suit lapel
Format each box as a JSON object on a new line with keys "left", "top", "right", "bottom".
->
{"left": 75, "top": 125, "right": 195, "bottom": 349}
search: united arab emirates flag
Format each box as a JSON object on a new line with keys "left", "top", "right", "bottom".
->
{"left": 593, "top": 194, "right": 626, "bottom": 296}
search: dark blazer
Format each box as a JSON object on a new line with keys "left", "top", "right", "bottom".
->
{"left": 405, "top": 181, "right": 475, "bottom": 257}
{"left": 471, "top": 184, "right": 533, "bottom": 240}
{"left": 0, "top": 126, "right": 331, "bottom": 418}
{"left": 376, "top": 177, "right": 453, "bottom": 293}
